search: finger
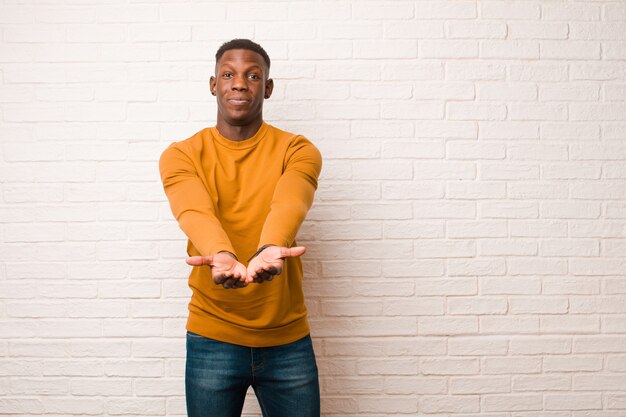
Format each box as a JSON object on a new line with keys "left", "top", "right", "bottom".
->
{"left": 186, "top": 255, "right": 214, "bottom": 266}
{"left": 256, "top": 270, "right": 272, "bottom": 283}
{"left": 213, "top": 270, "right": 233, "bottom": 284}
{"left": 222, "top": 277, "right": 237, "bottom": 289}
{"left": 280, "top": 246, "right": 306, "bottom": 259}
{"left": 245, "top": 272, "right": 256, "bottom": 284}
{"left": 265, "top": 265, "right": 279, "bottom": 276}
{"left": 233, "top": 279, "right": 247, "bottom": 288}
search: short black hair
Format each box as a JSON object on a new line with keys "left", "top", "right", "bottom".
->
{"left": 215, "top": 39, "right": 271, "bottom": 72}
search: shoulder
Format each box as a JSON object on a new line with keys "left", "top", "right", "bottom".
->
{"left": 159, "top": 128, "right": 211, "bottom": 169}
{"left": 160, "top": 128, "right": 210, "bottom": 158}
{"left": 266, "top": 123, "right": 321, "bottom": 156}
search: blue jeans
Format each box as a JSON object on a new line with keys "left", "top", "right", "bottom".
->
{"left": 185, "top": 331, "right": 320, "bottom": 417}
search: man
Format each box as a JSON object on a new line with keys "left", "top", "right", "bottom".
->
{"left": 159, "top": 39, "right": 322, "bottom": 417}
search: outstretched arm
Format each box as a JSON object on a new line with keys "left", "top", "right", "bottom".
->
{"left": 159, "top": 143, "right": 237, "bottom": 258}
{"left": 256, "top": 136, "right": 323, "bottom": 249}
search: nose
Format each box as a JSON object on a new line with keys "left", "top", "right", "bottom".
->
{"left": 231, "top": 74, "right": 248, "bottom": 91}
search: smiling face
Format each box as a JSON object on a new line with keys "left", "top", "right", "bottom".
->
{"left": 210, "top": 48, "right": 273, "bottom": 129}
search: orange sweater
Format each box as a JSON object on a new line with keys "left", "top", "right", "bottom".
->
{"left": 159, "top": 122, "right": 322, "bottom": 347}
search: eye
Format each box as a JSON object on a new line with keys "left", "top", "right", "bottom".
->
{"left": 222, "top": 72, "right": 233, "bottom": 78}
{"left": 248, "top": 74, "right": 260, "bottom": 80}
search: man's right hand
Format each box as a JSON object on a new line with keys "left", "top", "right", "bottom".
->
{"left": 186, "top": 252, "right": 248, "bottom": 289}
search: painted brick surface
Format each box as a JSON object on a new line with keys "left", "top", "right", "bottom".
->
{"left": 1, "top": 0, "right": 625, "bottom": 416}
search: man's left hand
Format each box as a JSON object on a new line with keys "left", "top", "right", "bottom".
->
{"left": 246, "top": 246, "right": 306, "bottom": 284}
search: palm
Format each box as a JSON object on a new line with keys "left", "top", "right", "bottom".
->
{"left": 187, "top": 252, "right": 247, "bottom": 289}
{"left": 245, "top": 246, "right": 306, "bottom": 284}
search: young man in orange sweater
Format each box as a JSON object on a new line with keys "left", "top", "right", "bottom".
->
{"left": 159, "top": 39, "right": 322, "bottom": 417}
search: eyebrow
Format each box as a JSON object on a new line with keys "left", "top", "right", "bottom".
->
{"left": 218, "top": 63, "right": 263, "bottom": 72}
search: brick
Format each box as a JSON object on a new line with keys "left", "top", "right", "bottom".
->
{"left": 321, "top": 376, "right": 383, "bottom": 395}
{"left": 545, "top": 393, "right": 602, "bottom": 411}
{"left": 383, "top": 298, "right": 444, "bottom": 316}
{"left": 479, "top": 239, "right": 537, "bottom": 256}
{"left": 420, "top": 40, "right": 478, "bottom": 58}
{"left": 509, "top": 22, "right": 568, "bottom": 39}
{"left": 478, "top": 82, "right": 537, "bottom": 101}
{"left": 10, "top": 378, "right": 69, "bottom": 395}
{"left": 383, "top": 220, "right": 444, "bottom": 237}
{"left": 381, "top": 101, "right": 443, "bottom": 119}
{"left": 513, "top": 375, "right": 571, "bottom": 392}
{"left": 481, "top": 202, "right": 539, "bottom": 219}
{"left": 483, "top": 357, "right": 541, "bottom": 374}
{"left": 571, "top": 104, "right": 626, "bottom": 121}
{"left": 606, "top": 355, "right": 626, "bottom": 372}
{"left": 573, "top": 374, "right": 626, "bottom": 391}
{"left": 104, "top": 398, "right": 165, "bottom": 415}
{"left": 320, "top": 23, "right": 382, "bottom": 40}
{"left": 70, "top": 378, "right": 132, "bottom": 396}
{"left": 448, "top": 103, "right": 506, "bottom": 120}
{"left": 419, "top": 395, "right": 479, "bottom": 413}
{"left": 321, "top": 300, "right": 383, "bottom": 317}
{"left": 543, "top": 4, "right": 601, "bottom": 21}
{"left": 450, "top": 376, "right": 510, "bottom": 394}
{"left": 448, "top": 297, "right": 507, "bottom": 314}
{"left": 541, "top": 316, "right": 599, "bottom": 334}
{"left": 448, "top": 141, "right": 506, "bottom": 158}
{"left": 386, "top": 21, "right": 444, "bottom": 39}
{"left": 414, "top": 278, "right": 476, "bottom": 296}
{"left": 310, "top": 318, "right": 417, "bottom": 337}
{"left": 448, "top": 221, "right": 508, "bottom": 239}
{"left": 483, "top": 394, "right": 543, "bottom": 411}
{"left": 540, "top": 236, "right": 600, "bottom": 256}
{"left": 415, "top": 1, "right": 476, "bottom": 19}
{"left": 382, "top": 259, "right": 444, "bottom": 278}
{"left": 570, "top": 22, "right": 626, "bottom": 40}
{"left": 448, "top": 337, "right": 508, "bottom": 356}
{"left": 357, "top": 359, "right": 418, "bottom": 376}
{"left": 289, "top": 3, "right": 351, "bottom": 20}
{"left": 418, "top": 317, "right": 478, "bottom": 335}
{"left": 544, "top": 356, "right": 603, "bottom": 372}
{"left": 541, "top": 123, "right": 600, "bottom": 140}
{"left": 569, "top": 221, "right": 626, "bottom": 238}
{"left": 413, "top": 161, "right": 476, "bottom": 180}
{"left": 383, "top": 181, "right": 444, "bottom": 199}
{"left": 480, "top": 316, "right": 539, "bottom": 334}
{"left": 354, "top": 3, "right": 414, "bottom": 19}
{"left": 447, "top": 21, "right": 506, "bottom": 39}
{"left": 413, "top": 201, "right": 476, "bottom": 219}
{"left": 384, "top": 376, "right": 447, "bottom": 395}
{"left": 509, "top": 337, "right": 571, "bottom": 355}
{"left": 358, "top": 396, "right": 418, "bottom": 413}
{"left": 447, "top": 61, "right": 506, "bottom": 81}
{"left": 448, "top": 181, "right": 506, "bottom": 199}
{"left": 543, "top": 165, "right": 600, "bottom": 181}
{"left": 607, "top": 393, "right": 626, "bottom": 410}
{"left": 569, "top": 258, "right": 626, "bottom": 275}
{"left": 414, "top": 239, "right": 475, "bottom": 258}
{"left": 570, "top": 296, "right": 626, "bottom": 314}
{"left": 481, "top": 40, "right": 539, "bottom": 59}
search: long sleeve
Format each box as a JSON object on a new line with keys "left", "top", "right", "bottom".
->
{"left": 257, "top": 136, "right": 322, "bottom": 248}
{"left": 159, "top": 142, "right": 236, "bottom": 257}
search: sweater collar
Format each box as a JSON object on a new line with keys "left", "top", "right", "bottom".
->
{"left": 210, "top": 121, "right": 269, "bottom": 150}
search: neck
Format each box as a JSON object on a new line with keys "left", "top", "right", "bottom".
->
{"left": 215, "top": 118, "right": 264, "bottom": 142}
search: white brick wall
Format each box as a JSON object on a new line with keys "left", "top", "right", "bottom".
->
{"left": 1, "top": 0, "right": 625, "bottom": 415}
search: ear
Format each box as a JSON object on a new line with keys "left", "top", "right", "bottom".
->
{"left": 264, "top": 78, "right": 274, "bottom": 99}
{"left": 209, "top": 76, "right": 216, "bottom": 96}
